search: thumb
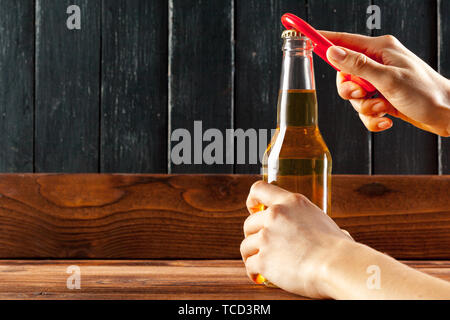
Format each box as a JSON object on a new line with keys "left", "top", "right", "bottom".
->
{"left": 327, "top": 46, "right": 387, "bottom": 86}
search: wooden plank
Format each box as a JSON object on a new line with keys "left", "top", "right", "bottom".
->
{"left": 0, "top": 260, "right": 304, "bottom": 300}
{"left": 373, "top": 0, "right": 438, "bottom": 174}
{"left": 308, "top": 0, "right": 371, "bottom": 174}
{"left": 101, "top": 0, "right": 168, "bottom": 173}
{"left": 0, "top": 174, "right": 449, "bottom": 259}
{"left": 169, "top": 0, "right": 233, "bottom": 173}
{"left": 439, "top": 0, "right": 450, "bottom": 173}
{"left": 0, "top": 1, "right": 34, "bottom": 172}
{"left": 234, "top": 1, "right": 307, "bottom": 174}
{"left": 0, "top": 259, "right": 448, "bottom": 300}
{"left": 35, "top": 0, "right": 100, "bottom": 172}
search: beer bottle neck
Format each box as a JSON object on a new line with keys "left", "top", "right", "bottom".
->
{"left": 277, "top": 38, "right": 318, "bottom": 127}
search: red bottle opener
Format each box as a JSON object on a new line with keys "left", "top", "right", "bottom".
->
{"left": 281, "top": 13, "right": 377, "bottom": 94}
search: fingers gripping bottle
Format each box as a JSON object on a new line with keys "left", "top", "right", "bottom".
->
{"left": 255, "top": 30, "right": 332, "bottom": 286}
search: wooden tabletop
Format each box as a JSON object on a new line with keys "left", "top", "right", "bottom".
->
{"left": 0, "top": 260, "right": 449, "bottom": 300}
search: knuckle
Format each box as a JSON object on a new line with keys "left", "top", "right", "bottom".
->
{"left": 363, "top": 123, "right": 376, "bottom": 132}
{"left": 382, "top": 34, "right": 399, "bottom": 48}
{"left": 353, "top": 53, "right": 368, "bottom": 70}
{"left": 360, "top": 99, "right": 377, "bottom": 115}
{"left": 359, "top": 100, "right": 371, "bottom": 114}
{"left": 337, "top": 83, "right": 351, "bottom": 100}
{"left": 285, "top": 193, "right": 299, "bottom": 202}
{"left": 396, "top": 69, "right": 413, "bottom": 83}
{"left": 350, "top": 100, "right": 362, "bottom": 113}
{"left": 245, "top": 197, "right": 253, "bottom": 211}
{"left": 239, "top": 239, "right": 246, "bottom": 255}
{"left": 259, "top": 228, "right": 269, "bottom": 243}
{"left": 380, "top": 68, "right": 403, "bottom": 95}
{"left": 290, "top": 193, "right": 309, "bottom": 206}
{"left": 268, "top": 204, "right": 285, "bottom": 220}
{"left": 243, "top": 216, "right": 251, "bottom": 233}
{"left": 359, "top": 114, "right": 376, "bottom": 132}
{"left": 249, "top": 180, "right": 265, "bottom": 194}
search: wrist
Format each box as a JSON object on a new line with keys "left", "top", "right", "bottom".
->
{"left": 315, "top": 238, "right": 373, "bottom": 299}
{"left": 445, "top": 79, "right": 450, "bottom": 136}
{"left": 313, "top": 237, "right": 358, "bottom": 299}
{"left": 434, "top": 77, "right": 450, "bottom": 137}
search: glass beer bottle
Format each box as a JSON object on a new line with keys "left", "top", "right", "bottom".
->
{"left": 255, "top": 30, "right": 332, "bottom": 285}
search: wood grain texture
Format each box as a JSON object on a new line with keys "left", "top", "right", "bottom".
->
{"left": 308, "top": 0, "right": 372, "bottom": 174}
{"left": 0, "top": 259, "right": 448, "bottom": 300}
{"left": 373, "top": 0, "right": 438, "bottom": 174}
{"left": 35, "top": 0, "right": 100, "bottom": 172}
{"left": 0, "top": 0, "right": 34, "bottom": 172}
{"left": 101, "top": 0, "right": 168, "bottom": 173}
{"left": 234, "top": 0, "right": 307, "bottom": 174}
{"left": 439, "top": 0, "right": 450, "bottom": 174}
{"left": 0, "top": 174, "right": 449, "bottom": 259}
{"left": 169, "top": 0, "right": 233, "bottom": 173}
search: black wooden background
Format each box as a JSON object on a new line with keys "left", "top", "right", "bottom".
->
{"left": 0, "top": 0, "right": 448, "bottom": 174}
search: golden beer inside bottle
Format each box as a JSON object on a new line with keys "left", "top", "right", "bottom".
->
{"left": 262, "top": 89, "right": 331, "bottom": 213}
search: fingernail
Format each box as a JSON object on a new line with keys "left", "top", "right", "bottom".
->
{"left": 328, "top": 46, "right": 347, "bottom": 62}
{"left": 372, "top": 102, "right": 385, "bottom": 113}
{"left": 377, "top": 120, "right": 391, "bottom": 129}
{"left": 351, "top": 89, "right": 364, "bottom": 98}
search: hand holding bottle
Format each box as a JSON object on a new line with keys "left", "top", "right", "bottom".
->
{"left": 320, "top": 31, "right": 450, "bottom": 136}
{"left": 241, "top": 181, "right": 353, "bottom": 298}
{"left": 241, "top": 181, "right": 450, "bottom": 299}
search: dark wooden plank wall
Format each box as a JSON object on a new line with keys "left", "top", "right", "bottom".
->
{"left": 101, "top": 0, "right": 168, "bottom": 173}
{"left": 35, "top": 0, "right": 100, "bottom": 172}
{"left": 169, "top": 0, "right": 233, "bottom": 173}
{"left": 0, "top": 0, "right": 448, "bottom": 174}
{"left": 0, "top": 1, "right": 34, "bottom": 172}
{"left": 373, "top": 0, "right": 438, "bottom": 174}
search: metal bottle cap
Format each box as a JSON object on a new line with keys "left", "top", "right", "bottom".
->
{"left": 281, "top": 29, "right": 302, "bottom": 39}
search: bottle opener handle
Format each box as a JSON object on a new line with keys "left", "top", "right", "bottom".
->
{"left": 281, "top": 13, "right": 377, "bottom": 94}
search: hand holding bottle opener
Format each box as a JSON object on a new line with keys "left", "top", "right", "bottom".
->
{"left": 281, "top": 13, "right": 378, "bottom": 94}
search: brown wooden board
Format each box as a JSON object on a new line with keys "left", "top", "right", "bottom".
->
{"left": 0, "top": 1, "right": 34, "bottom": 172}
{"left": 0, "top": 259, "right": 448, "bottom": 300}
{"left": 0, "top": 174, "right": 448, "bottom": 259}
